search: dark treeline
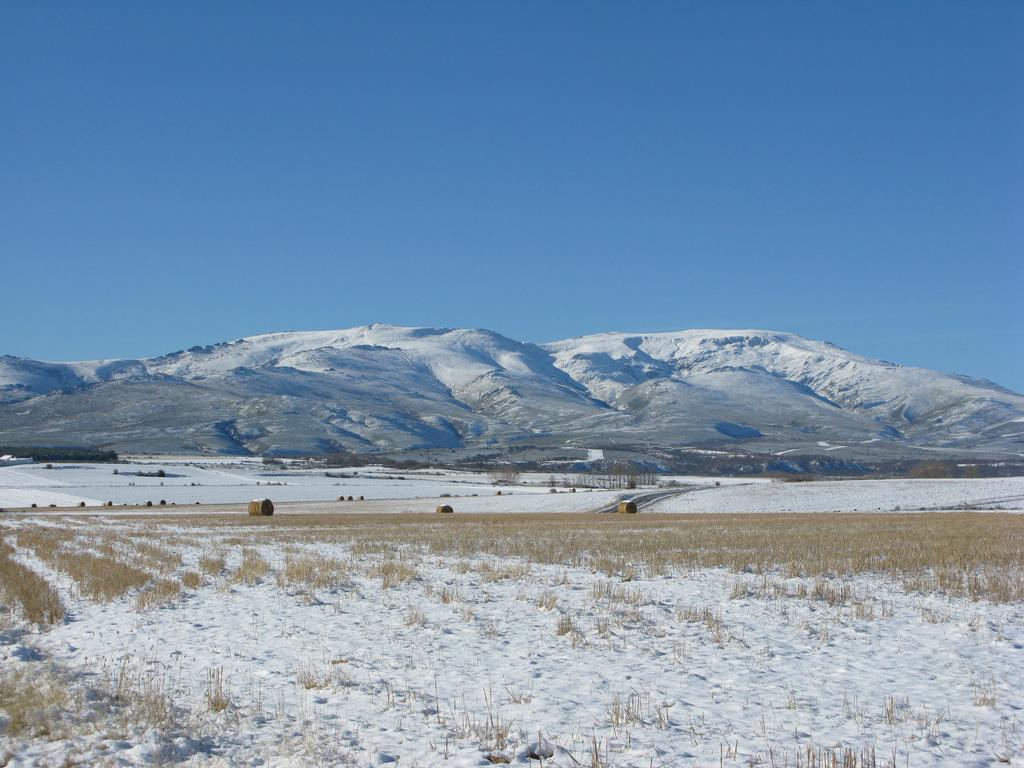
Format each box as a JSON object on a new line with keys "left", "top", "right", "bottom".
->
{"left": 0, "top": 446, "right": 119, "bottom": 463}
{"left": 652, "top": 450, "right": 1024, "bottom": 479}
{"left": 425, "top": 452, "right": 1022, "bottom": 480}
{"left": 277, "top": 447, "right": 1024, "bottom": 480}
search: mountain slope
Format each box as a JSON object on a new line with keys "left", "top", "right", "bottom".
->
{"left": 0, "top": 325, "right": 610, "bottom": 454}
{"left": 1, "top": 325, "right": 1021, "bottom": 457}
{"left": 544, "top": 330, "right": 1024, "bottom": 452}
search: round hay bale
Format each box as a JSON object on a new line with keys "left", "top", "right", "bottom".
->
{"left": 617, "top": 500, "right": 638, "bottom": 514}
{"left": 31, "top": 503, "right": 37, "bottom": 508}
{"left": 570, "top": 487, "right": 576, "bottom": 493}
{"left": 105, "top": 501, "right": 113, "bottom": 507}
{"left": 347, "top": 495, "right": 353, "bottom": 501}
{"left": 496, "top": 490, "right": 502, "bottom": 496}
{"left": 79, "top": 501, "right": 86, "bottom": 507}
{"left": 145, "top": 500, "right": 153, "bottom": 507}
{"left": 159, "top": 499, "right": 166, "bottom": 506}
{"left": 358, "top": 495, "right": 364, "bottom": 501}
{"left": 337, "top": 496, "right": 345, "bottom": 502}
{"left": 436, "top": 504, "right": 454, "bottom": 514}
{"left": 248, "top": 498, "right": 274, "bottom": 516}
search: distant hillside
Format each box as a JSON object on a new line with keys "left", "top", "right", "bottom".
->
{"left": 1, "top": 324, "right": 1021, "bottom": 458}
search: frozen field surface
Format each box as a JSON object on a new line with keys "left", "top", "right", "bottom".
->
{"left": 0, "top": 462, "right": 632, "bottom": 509}
{"left": 1, "top": 511, "right": 1022, "bottom": 767}
{"left": 647, "top": 476, "right": 1024, "bottom": 513}
{"left": 1, "top": 461, "right": 1021, "bottom": 515}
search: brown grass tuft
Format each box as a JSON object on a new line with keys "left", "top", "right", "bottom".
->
{"left": 277, "top": 553, "right": 349, "bottom": 593}
{"left": 0, "top": 539, "right": 64, "bottom": 625}
{"left": 198, "top": 551, "right": 226, "bottom": 576}
{"left": 0, "top": 664, "right": 70, "bottom": 737}
{"left": 206, "top": 667, "right": 231, "bottom": 712}
{"left": 230, "top": 548, "right": 271, "bottom": 585}
{"left": 58, "top": 550, "right": 152, "bottom": 602}
{"left": 136, "top": 578, "right": 183, "bottom": 610}
{"left": 371, "top": 559, "right": 417, "bottom": 588}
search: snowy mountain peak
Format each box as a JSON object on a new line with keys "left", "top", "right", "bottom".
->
{"left": 1, "top": 325, "right": 1021, "bottom": 457}
{"left": 544, "top": 330, "right": 884, "bottom": 405}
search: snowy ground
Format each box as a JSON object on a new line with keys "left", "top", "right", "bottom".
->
{"left": 646, "top": 477, "right": 1024, "bottom": 513}
{"left": 3, "top": 460, "right": 1021, "bottom": 515}
{"left": 0, "top": 461, "right": 759, "bottom": 510}
{"left": 0, "top": 462, "right": 616, "bottom": 509}
{"left": 0, "top": 462, "right": 526, "bottom": 508}
{"left": 1, "top": 473, "right": 1023, "bottom": 766}
{"left": 0, "top": 510, "right": 1022, "bottom": 767}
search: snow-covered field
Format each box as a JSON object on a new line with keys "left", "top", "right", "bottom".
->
{"left": 0, "top": 462, "right": 642, "bottom": 510}
{"left": 647, "top": 477, "right": 1024, "bottom": 513}
{"left": 2, "top": 512, "right": 1024, "bottom": 768}
{"left": 2, "top": 460, "right": 1021, "bottom": 514}
{"left": 1, "top": 474, "right": 1023, "bottom": 766}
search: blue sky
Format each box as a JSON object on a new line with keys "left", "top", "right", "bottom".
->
{"left": 2, "top": 2, "right": 1021, "bottom": 389}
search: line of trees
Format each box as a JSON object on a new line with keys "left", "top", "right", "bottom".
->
{"left": 906, "top": 460, "right": 987, "bottom": 479}
{"left": 0, "top": 446, "right": 118, "bottom": 463}
{"left": 573, "top": 463, "right": 658, "bottom": 489}
{"left": 489, "top": 468, "right": 521, "bottom": 485}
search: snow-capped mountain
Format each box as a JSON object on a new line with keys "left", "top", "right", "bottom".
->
{"left": 545, "top": 330, "right": 1024, "bottom": 450}
{"left": 1, "top": 325, "right": 1021, "bottom": 457}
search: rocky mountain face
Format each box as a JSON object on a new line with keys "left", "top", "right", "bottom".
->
{"left": 1, "top": 324, "right": 1021, "bottom": 458}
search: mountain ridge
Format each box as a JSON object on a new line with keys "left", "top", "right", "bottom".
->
{"left": 1, "top": 324, "right": 1021, "bottom": 458}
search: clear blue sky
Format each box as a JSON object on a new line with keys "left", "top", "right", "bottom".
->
{"left": 3, "top": 2, "right": 1021, "bottom": 390}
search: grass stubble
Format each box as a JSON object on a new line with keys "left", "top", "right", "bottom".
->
{"left": 0, "top": 509, "right": 1021, "bottom": 767}
{"left": 97, "top": 510, "right": 1024, "bottom": 602}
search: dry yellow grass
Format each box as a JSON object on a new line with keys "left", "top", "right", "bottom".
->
{"left": 7, "top": 510, "right": 1024, "bottom": 603}
{"left": 0, "top": 658, "right": 178, "bottom": 748}
{"left": 198, "top": 551, "right": 226, "bottom": 576}
{"left": 206, "top": 667, "right": 231, "bottom": 712}
{"left": 143, "top": 511, "right": 1016, "bottom": 602}
{"left": 131, "top": 540, "right": 182, "bottom": 573}
{"left": 13, "top": 525, "right": 73, "bottom": 562}
{"left": 294, "top": 661, "right": 332, "bottom": 689}
{"left": 535, "top": 590, "right": 558, "bottom": 610}
{"left": 556, "top": 613, "right": 578, "bottom": 635}
{"left": 11, "top": 523, "right": 151, "bottom": 603}
{"left": 135, "top": 577, "right": 183, "bottom": 610}
{"left": 0, "top": 539, "right": 64, "bottom": 625}
{"left": 277, "top": 553, "right": 349, "bottom": 592}
{"left": 0, "top": 664, "right": 70, "bottom": 737}
{"left": 476, "top": 561, "right": 530, "bottom": 582}
{"left": 93, "top": 533, "right": 182, "bottom": 574}
{"left": 370, "top": 559, "right": 417, "bottom": 588}
{"left": 230, "top": 548, "right": 271, "bottom": 585}
{"left": 59, "top": 550, "right": 152, "bottom": 602}
{"left": 405, "top": 607, "right": 428, "bottom": 627}
{"left": 11, "top": 523, "right": 162, "bottom": 604}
